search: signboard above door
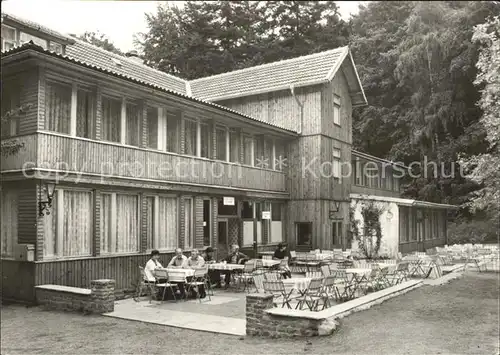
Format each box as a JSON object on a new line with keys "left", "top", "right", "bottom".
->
{"left": 223, "top": 197, "right": 235, "bottom": 206}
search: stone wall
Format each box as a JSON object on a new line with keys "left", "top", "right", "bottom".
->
{"left": 35, "top": 279, "right": 115, "bottom": 314}
{"left": 246, "top": 294, "right": 337, "bottom": 338}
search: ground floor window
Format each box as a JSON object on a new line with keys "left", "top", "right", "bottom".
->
{"left": 183, "top": 197, "right": 194, "bottom": 249}
{"left": 296, "top": 222, "right": 312, "bottom": 247}
{"left": 332, "top": 220, "right": 343, "bottom": 247}
{"left": 1, "top": 189, "right": 18, "bottom": 257}
{"left": 44, "top": 189, "right": 93, "bottom": 258}
{"left": 270, "top": 202, "right": 283, "bottom": 243}
{"left": 145, "top": 196, "right": 178, "bottom": 251}
{"left": 101, "top": 193, "right": 139, "bottom": 254}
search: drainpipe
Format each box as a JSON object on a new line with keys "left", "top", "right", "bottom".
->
{"left": 290, "top": 84, "right": 304, "bottom": 135}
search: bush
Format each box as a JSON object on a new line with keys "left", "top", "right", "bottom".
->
{"left": 447, "top": 219, "right": 498, "bottom": 244}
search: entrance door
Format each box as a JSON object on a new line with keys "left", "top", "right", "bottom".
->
{"left": 217, "top": 219, "right": 229, "bottom": 260}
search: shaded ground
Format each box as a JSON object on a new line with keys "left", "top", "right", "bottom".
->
{"left": 1, "top": 272, "right": 499, "bottom": 355}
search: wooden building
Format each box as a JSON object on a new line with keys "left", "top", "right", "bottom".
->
{"left": 0, "top": 13, "right": 456, "bottom": 302}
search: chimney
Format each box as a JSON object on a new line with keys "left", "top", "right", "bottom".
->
{"left": 125, "top": 50, "right": 144, "bottom": 64}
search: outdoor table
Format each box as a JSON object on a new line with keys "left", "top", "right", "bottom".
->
{"left": 282, "top": 277, "right": 312, "bottom": 295}
{"left": 262, "top": 259, "right": 280, "bottom": 268}
{"left": 258, "top": 251, "right": 275, "bottom": 256}
{"left": 164, "top": 268, "right": 195, "bottom": 279}
{"left": 207, "top": 263, "right": 244, "bottom": 271}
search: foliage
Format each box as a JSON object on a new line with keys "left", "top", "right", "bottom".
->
{"left": 460, "top": 16, "right": 500, "bottom": 223}
{"left": 447, "top": 218, "right": 498, "bottom": 245}
{"left": 139, "top": 1, "right": 350, "bottom": 79}
{"left": 350, "top": 1, "right": 500, "bottom": 207}
{"left": 351, "top": 201, "right": 384, "bottom": 259}
{"left": 76, "top": 31, "right": 124, "bottom": 55}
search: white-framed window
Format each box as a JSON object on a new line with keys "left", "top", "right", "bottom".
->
{"left": 146, "top": 195, "right": 178, "bottom": 251}
{"left": 43, "top": 189, "right": 93, "bottom": 258}
{"left": 125, "top": 102, "right": 140, "bottom": 146}
{"left": 215, "top": 126, "right": 227, "bottom": 161}
{"left": 183, "top": 197, "right": 194, "bottom": 249}
{"left": 101, "top": 95, "right": 121, "bottom": 143}
{"left": 100, "top": 193, "right": 139, "bottom": 254}
{"left": 229, "top": 129, "right": 239, "bottom": 163}
{"left": 167, "top": 110, "right": 180, "bottom": 153}
{"left": 45, "top": 80, "right": 71, "bottom": 134}
{"left": 76, "top": 87, "right": 95, "bottom": 139}
{"left": 270, "top": 202, "right": 284, "bottom": 243}
{"left": 242, "top": 135, "right": 254, "bottom": 166}
{"left": 333, "top": 148, "right": 341, "bottom": 179}
{"left": 1, "top": 24, "right": 17, "bottom": 51}
{"left": 20, "top": 31, "right": 47, "bottom": 48}
{"left": 333, "top": 95, "right": 341, "bottom": 126}
{"left": 146, "top": 107, "right": 159, "bottom": 149}
{"left": 200, "top": 121, "right": 211, "bottom": 158}
{"left": 48, "top": 41, "right": 63, "bottom": 54}
{"left": 1, "top": 189, "right": 18, "bottom": 258}
{"left": 184, "top": 118, "right": 197, "bottom": 156}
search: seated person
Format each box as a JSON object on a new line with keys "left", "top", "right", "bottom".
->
{"left": 202, "top": 247, "right": 220, "bottom": 286}
{"left": 144, "top": 250, "right": 166, "bottom": 299}
{"left": 221, "top": 245, "right": 249, "bottom": 288}
{"left": 272, "top": 243, "right": 292, "bottom": 278}
{"left": 168, "top": 248, "right": 188, "bottom": 268}
{"left": 187, "top": 249, "right": 205, "bottom": 268}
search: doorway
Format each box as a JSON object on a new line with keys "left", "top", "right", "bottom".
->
{"left": 217, "top": 219, "right": 229, "bottom": 260}
{"left": 296, "top": 222, "right": 313, "bottom": 252}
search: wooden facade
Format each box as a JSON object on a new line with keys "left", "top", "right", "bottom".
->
{"left": 1, "top": 17, "right": 455, "bottom": 303}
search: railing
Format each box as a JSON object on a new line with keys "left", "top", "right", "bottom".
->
{"left": 7, "top": 132, "right": 287, "bottom": 192}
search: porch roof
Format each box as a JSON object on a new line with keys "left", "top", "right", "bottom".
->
{"left": 350, "top": 194, "right": 459, "bottom": 210}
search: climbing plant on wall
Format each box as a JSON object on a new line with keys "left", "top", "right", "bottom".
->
{"left": 350, "top": 199, "right": 386, "bottom": 259}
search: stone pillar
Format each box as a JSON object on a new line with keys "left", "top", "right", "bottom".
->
{"left": 246, "top": 293, "right": 274, "bottom": 336}
{"left": 89, "top": 279, "right": 115, "bottom": 313}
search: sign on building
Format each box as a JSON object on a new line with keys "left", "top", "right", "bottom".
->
{"left": 223, "top": 197, "right": 235, "bottom": 206}
{"left": 262, "top": 211, "right": 271, "bottom": 220}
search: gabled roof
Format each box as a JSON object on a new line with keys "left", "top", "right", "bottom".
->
{"left": 190, "top": 47, "right": 368, "bottom": 106}
{"left": 66, "top": 39, "right": 188, "bottom": 95}
{"left": 1, "top": 42, "right": 297, "bottom": 135}
{"left": 1, "top": 13, "right": 74, "bottom": 44}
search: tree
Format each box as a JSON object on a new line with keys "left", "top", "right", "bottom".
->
{"left": 461, "top": 16, "right": 500, "bottom": 221}
{"left": 76, "top": 31, "right": 124, "bottom": 55}
{"left": 139, "top": 1, "right": 350, "bottom": 79}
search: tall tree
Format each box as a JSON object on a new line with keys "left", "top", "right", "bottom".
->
{"left": 139, "top": 1, "right": 350, "bottom": 79}
{"left": 461, "top": 16, "right": 500, "bottom": 221}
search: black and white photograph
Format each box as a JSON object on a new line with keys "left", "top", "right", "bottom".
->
{"left": 1, "top": 1, "right": 499, "bottom": 354}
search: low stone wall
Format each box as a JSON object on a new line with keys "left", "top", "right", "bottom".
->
{"left": 246, "top": 294, "right": 337, "bottom": 338}
{"left": 246, "top": 280, "right": 423, "bottom": 338}
{"left": 35, "top": 279, "right": 115, "bottom": 314}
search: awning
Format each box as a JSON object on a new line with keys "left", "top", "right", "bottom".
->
{"left": 349, "top": 194, "right": 458, "bottom": 210}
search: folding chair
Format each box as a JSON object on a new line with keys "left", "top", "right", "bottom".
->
{"left": 154, "top": 268, "right": 180, "bottom": 302}
{"left": 263, "top": 280, "right": 295, "bottom": 308}
{"left": 295, "top": 278, "right": 325, "bottom": 311}
{"left": 321, "top": 275, "right": 339, "bottom": 305}
{"left": 252, "top": 271, "right": 267, "bottom": 293}
{"left": 167, "top": 269, "right": 189, "bottom": 300}
{"left": 186, "top": 267, "right": 211, "bottom": 302}
{"left": 234, "top": 261, "right": 255, "bottom": 292}
{"left": 264, "top": 270, "right": 282, "bottom": 281}
{"left": 134, "top": 266, "right": 156, "bottom": 303}
{"left": 386, "top": 262, "right": 409, "bottom": 285}
{"left": 331, "top": 269, "right": 355, "bottom": 301}
{"left": 321, "top": 264, "right": 331, "bottom": 277}
{"left": 255, "top": 259, "right": 264, "bottom": 270}
{"left": 306, "top": 271, "right": 323, "bottom": 279}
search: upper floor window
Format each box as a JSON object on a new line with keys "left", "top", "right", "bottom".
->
{"left": 146, "top": 107, "right": 159, "bottom": 149}
{"left": 215, "top": 126, "right": 227, "bottom": 161}
{"left": 274, "top": 141, "right": 286, "bottom": 171}
{"left": 1, "top": 80, "right": 21, "bottom": 137}
{"left": 125, "top": 102, "right": 140, "bottom": 147}
{"left": 242, "top": 135, "right": 254, "bottom": 166}
{"left": 184, "top": 118, "right": 197, "bottom": 156}
{"left": 229, "top": 130, "right": 239, "bottom": 163}
{"left": 332, "top": 148, "right": 341, "bottom": 179}
{"left": 101, "top": 96, "right": 121, "bottom": 143}
{"left": 333, "top": 95, "right": 341, "bottom": 126}
{"left": 45, "top": 80, "right": 71, "bottom": 134}
{"left": 20, "top": 31, "right": 47, "bottom": 48}
{"left": 76, "top": 87, "right": 95, "bottom": 139}
{"left": 166, "top": 110, "right": 180, "bottom": 153}
{"left": 1, "top": 25, "right": 16, "bottom": 51}
{"left": 200, "top": 122, "right": 211, "bottom": 158}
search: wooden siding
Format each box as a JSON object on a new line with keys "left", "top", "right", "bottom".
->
{"left": 36, "top": 132, "right": 287, "bottom": 192}
{"left": 34, "top": 252, "right": 176, "bottom": 293}
{"left": 321, "top": 72, "right": 352, "bottom": 143}
{"left": 286, "top": 200, "right": 349, "bottom": 250}
{"left": 217, "top": 85, "right": 323, "bottom": 135}
{"left": 352, "top": 185, "right": 401, "bottom": 198}
{"left": 0, "top": 134, "right": 37, "bottom": 171}
{"left": 320, "top": 136, "right": 351, "bottom": 200}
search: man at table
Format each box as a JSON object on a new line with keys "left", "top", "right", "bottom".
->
{"left": 144, "top": 250, "right": 167, "bottom": 299}
{"left": 273, "top": 243, "right": 292, "bottom": 278}
{"left": 168, "top": 248, "right": 188, "bottom": 268}
{"left": 202, "top": 247, "right": 221, "bottom": 286}
{"left": 221, "top": 245, "right": 249, "bottom": 288}
{"left": 187, "top": 249, "right": 205, "bottom": 268}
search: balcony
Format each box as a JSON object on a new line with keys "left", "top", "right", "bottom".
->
{"left": 1, "top": 132, "right": 287, "bottom": 193}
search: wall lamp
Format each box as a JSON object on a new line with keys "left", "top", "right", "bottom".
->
{"left": 330, "top": 200, "right": 341, "bottom": 212}
{"left": 38, "top": 182, "right": 56, "bottom": 217}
